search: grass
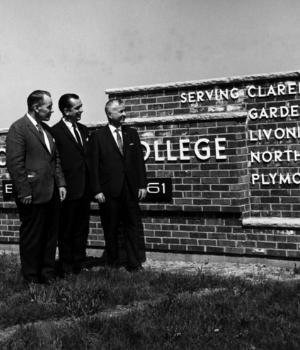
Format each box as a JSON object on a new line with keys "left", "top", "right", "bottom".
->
{"left": 1, "top": 253, "right": 300, "bottom": 349}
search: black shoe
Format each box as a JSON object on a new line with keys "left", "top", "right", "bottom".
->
{"left": 22, "top": 277, "right": 40, "bottom": 285}
{"left": 40, "top": 273, "right": 56, "bottom": 285}
{"left": 126, "top": 266, "right": 144, "bottom": 273}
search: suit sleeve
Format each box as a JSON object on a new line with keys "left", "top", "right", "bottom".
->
{"left": 6, "top": 123, "right": 32, "bottom": 199}
{"left": 54, "top": 148, "right": 67, "bottom": 187}
{"left": 134, "top": 129, "right": 147, "bottom": 189}
{"left": 47, "top": 125, "right": 66, "bottom": 188}
{"left": 88, "top": 131, "right": 102, "bottom": 195}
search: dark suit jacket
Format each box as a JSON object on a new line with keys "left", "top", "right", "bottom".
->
{"left": 51, "top": 119, "right": 90, "bottom": 201}
{"left": 89, "top": 124, "right": 147, "bottom": 198}
{"left": 6, "top": 115, "right": 66, "bottom": 204}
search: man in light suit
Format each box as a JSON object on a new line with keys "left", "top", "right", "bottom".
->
{"left": 89, "top": 99, "right": 147, "bottom": 271}
{"left": 6, "top": 90, "right": 67, "bottom": 284}
{"left": 51, "top": 94, "right": 91, "bottom": 275}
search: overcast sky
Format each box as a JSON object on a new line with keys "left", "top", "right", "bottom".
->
{"left": 1, "top": 0, "right": 299, "bottom": 128}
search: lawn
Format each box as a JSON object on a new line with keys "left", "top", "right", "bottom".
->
{"left": 1, "top": 252, "right": 300, "bottom": 349}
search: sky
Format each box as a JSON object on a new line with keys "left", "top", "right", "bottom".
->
{"left": 0, "top": 0, "right": 300, "bottom": 128}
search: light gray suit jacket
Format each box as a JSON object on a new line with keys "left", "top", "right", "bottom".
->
{"left": 6, "top": 115, "right": 66, "bottom": 204}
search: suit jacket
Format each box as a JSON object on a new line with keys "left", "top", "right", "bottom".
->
{"left": 6, "top": 115, "right": 66, "bottom": 204}
{"left": 89, "top": 124, "right": 147, "bottom": 198}
{"left": 51, "top": 119, "right": 90, "bottom": 201}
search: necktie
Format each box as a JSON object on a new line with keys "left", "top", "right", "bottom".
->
{"left": 73, "top": 124, "right": 83, "bottom": 149}
{"left": 37, "top": 123, "right": 43, "bottom": 135}
{"left": 37, "top": 123, "right": 51, "bottom": 152}
{"left": 115, "top": 129, "right": 123, "bottom": 155}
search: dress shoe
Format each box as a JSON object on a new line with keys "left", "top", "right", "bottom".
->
{"left": 126, "top": 266, "right": 144, "bottom": 273}
{"left": 23, "top": 277, "right": 40, "bottom": 285}
{"left": 40, "top": 273, "right": 56, "bottom": 285}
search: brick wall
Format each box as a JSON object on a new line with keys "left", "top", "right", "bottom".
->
{"left": 2, "top": 70, "right": 300, "bottom": 261}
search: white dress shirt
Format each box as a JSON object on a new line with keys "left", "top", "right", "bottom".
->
{"left": 108, "top": 124, "right": 123, "bottom": 145}
{"left": 27, "top": 113, "right": 51, "bottom": 153}
{"left": 62, "top": 118, "right": 83, "bottom": 145}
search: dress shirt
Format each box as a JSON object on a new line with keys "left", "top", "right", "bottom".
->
{"left": 62, "top": 118, "right": 83, "bottom": 145}
{"left": 27, "top": 113, "right": 51, "bottom": 153}
{"left": 108, "top": 124, "right": 123, "bottom": 145}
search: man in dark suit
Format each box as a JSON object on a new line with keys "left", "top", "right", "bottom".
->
{"left": 89, "top": 98, "right": 147, "bottom": 271}
{"left": 6, "top": 90, "right": 67, "bottom": 284}
{"left": 51, "top": 94, "right": 91, "bottom": 275}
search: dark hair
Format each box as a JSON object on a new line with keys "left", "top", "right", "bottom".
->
{"left": 58, "top": 93, "right": 80, "bottom": 114}
{"left": 27, "top": 90, "right": 51, "bottom": 110}
{"left": 105, "top": 99, "right": 124, "bottom": 117}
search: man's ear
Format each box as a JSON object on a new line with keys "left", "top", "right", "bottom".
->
{"left": 33, "top": 104, "right": 40, "bottom": 113}
{"left": 63, "top": 108, "right": 69, "bottom": 116}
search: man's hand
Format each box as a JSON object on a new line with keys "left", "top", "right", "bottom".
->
{"left": 95, "top": 193, "right": 105, "bottom": 203}
{"left": 60, "top": 187, "right": 67, "bottom": 201}
{"left": 20, "top": 195, "right": 32, "bottom": 205}
{"left": 138, "top": 188, "right": 147, "bottom": 201}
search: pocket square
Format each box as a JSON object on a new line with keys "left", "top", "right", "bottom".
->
{"left": 86, "top": 138, "right": 89, "bottom": 141}
{"left": 130, "top": 143, "right": 134, "bottom": 145}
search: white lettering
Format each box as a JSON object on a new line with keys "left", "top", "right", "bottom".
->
{"left": 215, "top": 138, "right": 227, "bottom": 160}
{"left": 267, "top": 85, "right": 277, "bottom": 96}
{"left": 197, "top": 91, "right": 205, "bottom": 102}
{"left": 248, "top": 86, "right": 256, "bottom": 98}
{"left": 249, "top": 108, "right": 258, "bottom": 120}
{"left": 154, "top": 140, "right": 164, "bottom": 161}
{"left": 277, "top": 84, "right": 286, "bottom": 95}
{"left": 179, "top": 139, "right": 190, "bottom": 160}
{"left": 279, "top": 173, "right": 291, "bottom": 184}
{"left": 262, "top": 174, "right": 270, "bottom": 185}
{"left": 252, "top": 174, "right": 259, "bottom": 184}
{"left": 166, "top": 140, "right": 177, "bottom": 161}
{"left": 194, "top": 138, "right": 210, "bottom": 160}
{"left": 291, "top": 105, "right": 299, "bottom": 117}
{"left": 262, "top": 151, "right": 272, "bottom": 163}
{"left": 230, "top": 88, "right": 239, "bottom": 100}
{"left": 251, "top": 152, "right": 261, "bottom": 163}
{"left": 274, "top": 128, "right": 285, "bottom": 140}
{"left": 269, "top": 173, "right": 277, "bottom": 185}
{"left": 180, "top": 93, "right": 187, "bottom": 103}
{"left": 188, "top": 92, "right": 196, "bottom": 103}
{"left": 141, "top": 141, "right": 150, "bottom": 161}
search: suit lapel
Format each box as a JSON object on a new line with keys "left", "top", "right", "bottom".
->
{"left": 77, "top": 123, "right": 88, "bottom": 154}
{"left": 25, "top": 115, "right": 49, "bottom": 153}
{"left": 105, "top": 124, "right": 123, "bottom": 156}
{"left": 60, "top": 119, "right": 84, "bottom": 154}
{"left": 43, "top": 127, "right": 55, "bottom": 156}
{"left": 122, "top": 126, "right": 129, "bottom": 157}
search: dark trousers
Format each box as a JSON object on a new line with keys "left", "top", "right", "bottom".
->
{"left": 16, "top": 186, "right": 60, "bottom": 283}
{"left": 58, "top": 177, "right": 90, "bottom": 273}
{"left": 100, "top": 179, "right": 141, "bottom": 269}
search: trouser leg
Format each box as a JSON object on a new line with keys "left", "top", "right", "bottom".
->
{"left": 100, "top": 197, "right": 122, "bottom": 267}
{"left": 122, "top": 180, "right": 141, "bottom": 268}
{"left": 59, "top": 200, "right": 76, "bottom": 273}
{"left": 17, "top": 201, "right": 45, "bottom": 282}
{"left": 73, "top": 178, "right": 90, "bottom": 269}
{"left": 16, "top": 186, "right": 59, "bottom": 282}
{"left": 41, "top": 187, "right": 60, "bottom": 277}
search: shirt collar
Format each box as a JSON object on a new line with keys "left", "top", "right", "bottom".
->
{"left": 27, "top": 113, "right": 39, "bottom": 127}
{"left": 108, "top": 123, "right": 121, "bottom": 133}
{"left": 63, "top": 117, "right": 76, "bottom": 130}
